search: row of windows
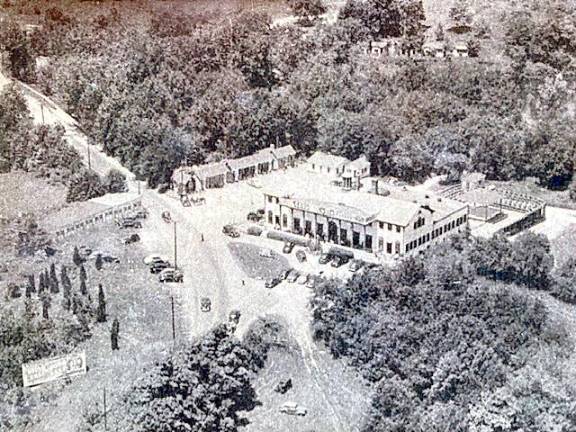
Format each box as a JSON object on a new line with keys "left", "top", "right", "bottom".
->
{"left": 413, "top": 216, "right": 425, "bottom": 230}
{"left": 267, "top": 195, "right": 279, "bottom": 204}
{"left": 378, "top": 221, "right": 402, "bottom": 233}
{"left": 405, "top": 214, "right": 467, "bottom": 252}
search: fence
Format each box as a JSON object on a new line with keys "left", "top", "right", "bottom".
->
{"left": 498, "top": 205, "right": 546, "bottom": 237}
{"left": 53, "top": 198, "right": 142, "bottom": 238}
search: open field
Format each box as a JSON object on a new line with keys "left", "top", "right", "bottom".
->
{"left": 245, "top": 346, "right": 372, "bottom": 432}
{"left": 0, "top": 172, "right": 67, "bottom": 220}
{"left": 229, "top": 241, "right": 291, "bottom": 279}
{"left": 490, "top": 179, "right": 576, "bottom": 210}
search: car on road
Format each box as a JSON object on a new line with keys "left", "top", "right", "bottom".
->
{"left": 279, "top": 402, "right": 307, "bottom": 416}
{"left": 101, "top": 254, "right": 120, "bottom": 264}
{"left": 295, "top": 250, "right": 306, "bottom": 262}
{"left": 349, "top": 259, "right": 364, "bottom": 272}
{"left": 119, "top": 218, "right": 142, "bottom": 229}
{"left": 259, "top": 248, "right": 274, "bottom": 258}
{"left": 144, "top": 255, "right": 168, "bottom": 265}
{"left": 159, "top": 268, "right": 183, "bottom": 283}
{"left": 78, "top": 245, "right": 92, "bottom": 258}
{"left": 134, "top": 208, "right": 149, "bottom": 219}
{"left": 124, "top": 233, "right": 140, "bottom": 244}
{"left": 150, "top": 260, "right": 171, "bottom": 274}
{"left": 201, "top": 298, "right": 211, "bottom": 312}
{"left": 265, "top": 277, "right": 281, "bottom": 289}
{"left": 305, "top": 276, "right": 316, "bottom": 289}
{"left": 286, "top": 270, "right": 299, "bottom": 283}
{"left": 297, "top": 274, "right": 308, "bottom": 285}
{"left": 229, "top": 310, "right": 241, "bottom": 324}
{"left": 222, "top": 224, "right": 240, "bottom": 238}
{"left": 318, "top": 253, "right": 332, "bottom": 264}
{"left": 282, "top": 241, "right": 295, "bottom": 254}
{"left": 162, "top": 211, "right": 172, "bottom": 223}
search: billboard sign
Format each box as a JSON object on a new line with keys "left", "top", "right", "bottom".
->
{"left": 22, "top": 351, "right": 87, "bottom": 387}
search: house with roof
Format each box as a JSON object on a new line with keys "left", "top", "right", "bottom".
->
{"left": 172, "top": 144, "right": 297, "bottom": 193}
{"left": 307, "top": 151, "right": 350, "bottom": 178}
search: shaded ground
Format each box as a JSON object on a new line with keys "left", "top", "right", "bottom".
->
{"left": 229, "top": 241, "right": 290, "bottom": 279}
{"left": 244, "top": 346, "right": 372, "bottom": 432}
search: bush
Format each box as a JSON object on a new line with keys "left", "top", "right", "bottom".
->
{"left": 105, "top": 169, "right": 127, "bottom": 193}
{"left": 551, "top": 279, "right": 576, "bottom": 304}
{"left": 66, "top": 170, "right": 106, "bottom": 203}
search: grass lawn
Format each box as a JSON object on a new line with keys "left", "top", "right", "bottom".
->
{"left": 551, "top": 224, "right": 576, "bottom": 268}
{"left": 244, "top": 345, "right": 372, "bottom": 432}
{"left": 3, "top": 220, "right": 179, "bottom": 432}
{"left": 229, "top": 241, "right": 291, "bottom": 279}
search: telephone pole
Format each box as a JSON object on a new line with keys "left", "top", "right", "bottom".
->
{"left": 173, "top": 221, "right": 177, "bottom": 270}
{"left": 40, "top": 104, "right": 45, "bottom": 125}
{"left": 87, "top": 145, "right": 92, "bottom": 171}
{"left": 171, "top": 296, "right": 176, "bottom": 343}
{"left": 103, "top": 387, "right": 107, "bottom": 431}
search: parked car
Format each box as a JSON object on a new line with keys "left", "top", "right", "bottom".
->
{"left": 78, "top": 245, "right": 92, "bottom": 257}
{"left": 246, "top": 212, "right": 262, "bottom": 222}
{"left": 134, "top": 208, "right": 149, "bottom": 219}
{"left": 331, "top": 256, "right": 345, "bottom": 268}
{"left": 256, "top": 208, "right": 265, "bottom": 216}
{"left": 279, "top": 402, "right": 307, "bottom": 416}
{"left": 150, "top": 260, "right": 170, "bottom": 274}
{"left": 349, "top": 259, "right": 364, "bottom": 272}
{"left": 275, "top": 378, "right": 292, "bottom": 394}
{"left": 144, "top": 254, "right": 168, "bottom": 265}
{"left": 286, "top": 270, "right": 299, "bottom": 283}
{"left": 124, "top": 233, "right": 140, "bottom": 244}
{"left": 282, "top": 241, "right": 295, "bottom": 254}
{"left": 265, "top": 277, "right": 281, "bottom": 289}
{"left": 159, "top": 268, "right": 183, "bottom": 283}
{"left": 119, "top": 218, "right": 142, "bottom": 229}
{"left": 247, "top": 226, "right": 263, "bottom": 236}
{"left": 305, "top": 276, "right": 316, "bottom": 289}
{"left": 222, "top": 224, "right": 240, "bottom": 238}
{"left": 201, "top": 297, "right": 211, "bottom": 312}
{"left": 318, "top": 253, "right": 332, "bottom": 264}
{"left": 295, "top": 250, "right": 306, "bottom": 262}
{"left": 297, "top": 274, "right": 308, "bottom": 285}
{"left": 161, "top": 211, "right": 172, "bottom": 223}
{"left": 100, "top": 254, "right": 120, "bottom": 264}
{"left": 280, "top": 268, "right": 291, "bottom": 280}
{"left": 229, "top": 310, "right": 241, "bottom": 324}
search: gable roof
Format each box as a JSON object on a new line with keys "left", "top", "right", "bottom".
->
{"left": 270, "top": 144, "right": 296, "bottom": 159}
{"left": 307, "top": 151, "right": 350, "bottom": 169}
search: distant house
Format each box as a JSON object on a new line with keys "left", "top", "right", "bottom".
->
{"left": 452, "top": 42, "right": 469, "bottom": 57}
{"left": 342, "top": 155, "right": 371, "bottom": 189}
{"left": 422, "top": 41, "right": 446, "bottom": 58}
{"left": 307, "top": 151, "right": 350, "bottom": 178}
{"left": 172, "top": 144, "right": 297, "bottom": 193}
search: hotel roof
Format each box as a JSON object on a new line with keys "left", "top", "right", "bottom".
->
{"left": 265, "top": 183, "right": 466, "bottom": 227}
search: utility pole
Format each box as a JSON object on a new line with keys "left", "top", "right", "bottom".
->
{"left": 173, "top": 222, "right": 177, "bottom": 270}
{"left": 87, "top": 145, "right": 92, "bottom": 171}
{"left": 103, "top": 387, "right": 107, "bottom": 431}
{"left": 171, "top": 296, "right": 176, "bottom": 343}
{"left": 40, "top": 104, "right": 45, "bottom": 125}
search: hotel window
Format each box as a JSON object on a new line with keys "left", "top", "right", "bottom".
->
{"left": 463, "top": 214, "right": 467, "bottom": 222}
{"left": 388, "top": 223, "right": 393, "bottom": 231}
{"left": 379, "top": 221, "right": 384, "bottom": 229}
{"left": 451, "top": 220, "right": 456, "bottom": 229}
{"left": 386, "top": 242, "right": 392, "bottom": 254}
{"left": 406, "top": 244, "right": 410, "bottom": 253}
{"left": 268, "top": 211, "right": 273, "bottom": 224}
{"left": 395, "top": 241, "right": 400, "bottom": 254}
{"left": 268, "top": 196, "right": 272, "bottom": 203}
{"left": 327, "top": 167, "right": 331, "bottom": 174}
{"left": 396, "top": 225, "right": 401, "bottom": 233}
{"left": 312, "top": 164, "right": 315, "bottom": 170}
{"left": 426, "top": 233, "right": 430, "bottom": 242}
{"left": 317, "top": 223, "right": 324, "bottom": 236}
{"left": 282, "top": 214, "right": 288, "bottom": 227}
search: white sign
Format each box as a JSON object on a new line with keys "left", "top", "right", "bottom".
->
{"left": 22, "top": 351, "right": 87, "bottom": 387}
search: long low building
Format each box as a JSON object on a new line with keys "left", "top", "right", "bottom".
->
{"left": 172, "top": 144, "right": 296, "bottom": 193}
{"left": 263, "top": 186, "right": 469, "bottom": 258}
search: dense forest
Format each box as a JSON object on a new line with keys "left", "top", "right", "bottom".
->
{"left": 312, "top": 231, "right": 576, "bottom": 430}
{"left": 0, "top": 0, "right": 574, "bottom": 189}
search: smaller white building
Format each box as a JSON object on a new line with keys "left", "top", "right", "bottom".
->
{"left": 307, "top": 151, "right": 349, "bottom": 178}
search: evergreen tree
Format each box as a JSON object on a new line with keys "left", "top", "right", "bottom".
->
{"left": 72, "top": 295, "right": 79, "bottom": 315}
{"left": 26, "top": 274, "right": 35, "bottom": 298}
{"left": 95, "top": 253, "right": 103, "bottom": 271}
{"left": 80, "top": 264, "right": 87, "bottom": 282}
{"left": 111, "top": 318, "right": 120, "bottom": 350}
{"left": 62, "top": 296, "right": 71, "bottom": 311}
{"left": 96, "top": 284, "right": 107, "bottom": 323}
{"left": 80, "top": 278, "right": 88, "bottom": 296}
{"left": 61, "top": 265, "right": 72, "bottom": 299}
{"left": 38, "top": 272, "right": 45, "bottom": 294}
{"left": 49, "top": 263, "right": 59, "bottom": 294}
{"left": 42, "top": 297, "right": 50, "bottom": 320}
{"left": 73, "top": 246, "right": 83, "bottom": 266}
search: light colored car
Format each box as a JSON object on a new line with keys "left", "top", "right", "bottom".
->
{"left": 297, "top": 274, "right": 308, "bottom": 285}
{"left": 259, "top": 248, "right": 274, "bottom": 258}
{"left": 159, "top": 268, "right": 183, "bottom": 283}
{"left": 201, "top": 298, "right": 211, "bottom": 312}
{"left": 279, "top": 402, "right": 307, "bottom": 416}
{"left": 305, "top": 276, "right": 315, "bottom": 289}
{"left": 144, "top": 254, "right": 168, "bottom": 265}
{"left": 349, "top": 259, "right": 363, "bottom": 272}
{"left": 287, "top": 270, "right": 299, "bottom": 283}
